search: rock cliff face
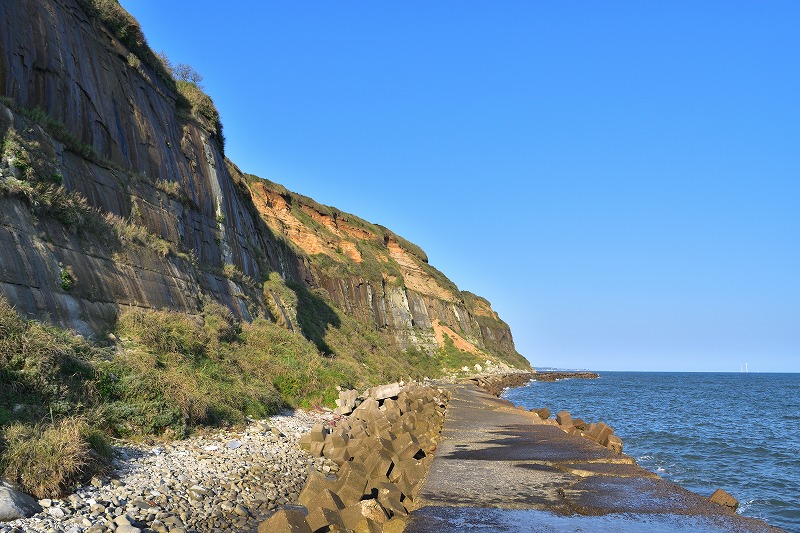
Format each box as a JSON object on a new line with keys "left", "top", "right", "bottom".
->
{"left": 0, "top": 0, "right": 528, "bottom": 368}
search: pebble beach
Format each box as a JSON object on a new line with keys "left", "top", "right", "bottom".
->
{"left": 1, "top": 409, "right": 338, "bottom": 533}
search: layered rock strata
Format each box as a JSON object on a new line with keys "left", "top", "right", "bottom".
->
{"left": 0, "top": 0, "right": 526, "bottom": 368}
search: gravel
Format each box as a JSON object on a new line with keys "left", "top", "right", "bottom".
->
{"left": 1, "top": 409, "right": 337, "bottom": 533}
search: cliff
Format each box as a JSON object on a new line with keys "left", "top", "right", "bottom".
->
{"left": 0, "top": 0, "right": 529, "bottom": 372}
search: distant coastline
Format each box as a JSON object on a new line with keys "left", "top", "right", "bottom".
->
{"left": 531, "top": 370, "right": 600, "bottom": 381}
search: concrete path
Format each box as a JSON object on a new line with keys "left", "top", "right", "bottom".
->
{"left": 406, "top": 383, "right": 783, "bottom": 532}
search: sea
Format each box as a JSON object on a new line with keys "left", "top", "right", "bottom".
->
{"left": 502, "top": 372, "right": 800, "bottom": 532}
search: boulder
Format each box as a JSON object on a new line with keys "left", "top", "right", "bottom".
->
{"left": 0, "top": 481, "right": 42, "bottom": 522}
{"left": 709, "top": 488, "right": 738, "bottom": 511}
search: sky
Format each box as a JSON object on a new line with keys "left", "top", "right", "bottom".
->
{"left": 122, "top": 1, "right": 800, "bottom": 372}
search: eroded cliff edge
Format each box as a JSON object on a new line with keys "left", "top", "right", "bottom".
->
{"left": 0, "top": 0, "right": 529, "bottom": 370}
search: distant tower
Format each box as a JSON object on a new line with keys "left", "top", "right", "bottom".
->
{"left": 745, "top": 362, "right": 749, "bottom": 373}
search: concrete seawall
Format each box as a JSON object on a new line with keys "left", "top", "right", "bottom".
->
{"left": 406, "top": 383, "right": 783, "bottom": 532}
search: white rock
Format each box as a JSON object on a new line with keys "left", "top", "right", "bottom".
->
{"left": 47, "top": 506, "right": 65, "bottom": 518}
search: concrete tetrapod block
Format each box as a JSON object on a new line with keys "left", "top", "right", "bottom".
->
{"left": 392, "top": 432, "right": 423, "bottom": 459}
{"left": 257, "top": 509, "right": 312, "bottom": 533}
{"left": 368, "top": 480, "right": 403, "bottom": 501}
{"left": 382, "top": 517, "right": 408, "bottom": 533}
{"left": 593, "top": 422, "right": 615, "bottom": 446}
{"left": 378, "top": 493, "right": 408, "bottom": 517}
{"left": 298, "top": 473, "right": 336, "bottom": 508}
{"left": 306, "top": 506, "right": 347, "bottom": 532}
{"left": 709, "top": 488, "right": 739, "bottom": 511}
{"left": 340, "top": 500, "right": 389, "bottom": 530}
{"left": 300, "top": 486, "right": 345, "bottom": 513}
{"left": 606, "top": 434, "right": 624, "bottom": 454}
{"left": 310, "top": 423, "right": 329, "bottom": 442}
{"left": 308, "top": 441, "right": 325, "bottom": 457}
{"left": 363, "top": 449, "right": 395, "bottom": 479}
{"left": 556, "top": 410, "right": 573, "bottom": 429}
{"left": 354, "top": 397, "right": 380, "bottom": 419}
{"left": 353, "top": 517, "right": 383, "bottom": 533}
{"left": 334, "top": 463, "right": 370, "bottom": 507}
{"left": 382, "top": 398, "right": 400, "bottom": 414}
{"left": 370, "top": 382, "right": 402, "bottom": 401}
{"left": 532, "top": 407, "right": 551, "bottom": 420}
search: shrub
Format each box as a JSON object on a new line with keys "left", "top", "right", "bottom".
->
{"left": 117, "top": 307, "right": 206, "bottom": 359}
{"left": 1, "top": 417, "right": 108, "bottom": 498}
{"left": 60, "top": 266, "right": 74, "bottom": 291}
{"left": 0, "top": 297, "right": 25, "bottom": 340}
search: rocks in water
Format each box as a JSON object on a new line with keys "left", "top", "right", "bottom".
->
{"left": 709, "top": 488, "right": 739, "bottom": 511}
{"left": 530, "top": 371, "right": 600, "bottom": 382}
{"left": 0, "top": 482, "right": 42, "bottom": 522}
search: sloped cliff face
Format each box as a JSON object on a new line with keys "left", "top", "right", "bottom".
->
{"left": 245, "top": 177, "right": 519, "bottom": 359}
{"left": 0, "top": 0, "right": 293, "bottom": 335}
{"left": 0, "top": 0, "right": 528, "bottom": 368}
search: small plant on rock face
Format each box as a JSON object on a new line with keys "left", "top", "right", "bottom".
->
{"left": 126, "top": 52, "right": 141, "bottom": 69}
{"left": 1, "top": 129, "right": 34, "bottom": 180}
{"left": 59, "top": 264, "right": 74, "bottom": 291}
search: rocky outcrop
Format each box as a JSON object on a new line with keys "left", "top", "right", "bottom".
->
{"left": 0, "top": 0, "right": 527, "bottom": 369}
{"left": 0, "top": 0, "right": 294, "bottom": 335}
{"left": 246, "top": 177, "right": 524, "bottom": 362}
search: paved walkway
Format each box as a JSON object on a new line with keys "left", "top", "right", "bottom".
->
{"left": 406, "top": 383, "right": 783, "bottom": 532}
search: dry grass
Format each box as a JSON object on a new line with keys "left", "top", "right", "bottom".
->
{"left": 117, "top": 307, "right": 206, "bottom": 360}
{"left": 1, "top": 417, "right": 107, "bottom": 498}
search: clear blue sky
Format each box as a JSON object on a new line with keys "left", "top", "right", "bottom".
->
{"left": 122, "top": 1, "right": 799, "bottom": 372}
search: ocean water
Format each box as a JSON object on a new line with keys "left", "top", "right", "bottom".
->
{"left": 502, "top": 372, "right": 800, "bottom": 532}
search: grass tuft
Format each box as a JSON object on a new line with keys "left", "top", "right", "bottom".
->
{"left": 1, "top": 417, "right": 109, "bottom": 498}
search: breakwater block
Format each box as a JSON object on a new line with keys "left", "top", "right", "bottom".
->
{"left": 531, "top": 407, "right": 550, "bottom": 420}
{"left": 257, "top": 508, "right": 311, "bottom": 533}
{"left": 709, "top": 488, "right": 739, "bottom": 511}
{"left": 472, "top": 378, "right": 627, "bottom": 456}
{"left": 556, "top": 410, "right": 573, "bottom": 430}
{"left": 261, "top": 383, "right": 450, "bottom": 532}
